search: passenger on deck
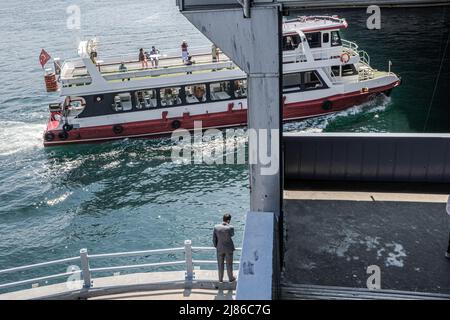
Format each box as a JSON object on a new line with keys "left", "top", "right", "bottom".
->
{"left": 139, "top": 48, "right": 148, "bottom": 68}
{"left": 185, "top": 56, "right": 194, "bottom": 74}
{"left": 212, "top": 44, "right": 220, "bottom": 62}
{"left": 119, "top": 62, "right": 130, "bottom": 82}
{"left": 149, "top": 46, "right": 160, "bottom": 68}
{"left": 181, "top": 40, "right": 189, "bottom": 63}
{"left": 213, "top": 214, "right": 236, "bottom": 283}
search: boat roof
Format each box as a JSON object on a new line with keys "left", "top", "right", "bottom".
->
{"left": 283, "top": 15, "right": 348, "bottom": 34}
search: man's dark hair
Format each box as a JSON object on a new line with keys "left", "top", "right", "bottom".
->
{"left": 223, "top": 213, "right": 232, "bottom": 222}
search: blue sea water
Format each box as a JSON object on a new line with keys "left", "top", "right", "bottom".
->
{"left": 0, "top": 1, "right": 449, "bottom": 287}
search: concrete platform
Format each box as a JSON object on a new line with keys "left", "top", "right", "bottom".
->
{"left": 282, "top": 190, "right": 450, "bottom": 295}
{"left": 0, "top": 270, "right": 237, "bottom": 300}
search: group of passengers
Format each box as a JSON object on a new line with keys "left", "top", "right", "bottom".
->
{"left": 138, "top": 46, "right": 161, "bottom": 69}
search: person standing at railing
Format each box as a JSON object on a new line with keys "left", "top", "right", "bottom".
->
{"left": 213, "top": 214, "right": 236, "bottom": 283}
{"left": 181, "top": 40, "right": 189, "bottom": 63}
{"left": 139, "top": 48, "right": 148, "bottom": 68}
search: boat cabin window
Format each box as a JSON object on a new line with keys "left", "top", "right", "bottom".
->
{"left": 210, "top": 81, "right": 232, "bottom": 101}
{"left": 66, "top": 97, "right": 86, "bottom": 110}
{"left": 331, "top": 66, "right": 341, "bottom": 77}
{"left": 331, "top": 31, "right": 342, "bottom": 47}
{"left": 283, "top": 34, "right": 301, "bottom": 51}
{"left": 305, "top": 32, "right": 321, "bottom": 48}
{"left": 303, "top": 71, "right": 324, "bottom": 90}
{"left": 342, "top": 64, "right": 358, "bottom": 76}
{"left": 185, "top": 84, "right": 206, "bottom": 104}
{"left": 283, "top": 73, "right": 302, "bottom": 92}
{"left": 323, "top": 32, "right": 330, "bottom": 44}
{"left": 135, "top": 90, "right": 157, "bottom": 109}
{"left": 113, "top": 93, "right": 132, "bottom": 112}
{"left": 234, "top": 79, "right": 247, "bottom": 98}
{"left": 160, "top": 87, "right": 182, "bottom": 106}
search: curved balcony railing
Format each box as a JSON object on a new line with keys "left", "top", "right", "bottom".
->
{"left": 0, "top": 240, "right": 242, "bottom": 293}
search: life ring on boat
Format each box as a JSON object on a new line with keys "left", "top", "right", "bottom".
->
{"left": 322, "top": 100, "right": 333, "bottom": 111}
{"left": 172, "top": 120, "right": 181, "bottom": 130}
{"left": 58, "top": 131, "right": 69, "bottom": 140}
{"left": 340, "top": 52, "right": 350, "bottom": 64}
{"left": 113, "top": 124, "right": 124, "bottom": 134}
{"left": 44, "top": 132, "right": 55, "bottom": 142}
{"left": 63, "top": 123, "right": 73, "bottom": 132}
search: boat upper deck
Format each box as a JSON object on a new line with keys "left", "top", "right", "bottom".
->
{"left": 283, "top": 15, "right": 348, "bottom": 34}
{"left": 60, "top": 49, "right": 239, "bottom": 87}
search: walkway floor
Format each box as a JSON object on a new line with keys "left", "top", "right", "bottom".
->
{"left": 283, "top": 189, "right": 450, "bottom": 295}
{"left": 90, "top": 289, "right": 235, "bottom": 300}
{"left": 0, "top": 270, "right": 237, "bottom": 300}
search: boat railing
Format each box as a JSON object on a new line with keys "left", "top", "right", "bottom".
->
{"left": 358, "top": 67, "right": 375, "bottom": 81}
{"left": 342, "top": 39, "right": 359, "bottom": 52}
{"left": 0, "top": 240, "right": 242, "bottom": 292}
{"left": 61, "top": 60, "right": 237, "bottom": 87}
{"left": 358, "top": 49, "right": 371, "bottom": 66}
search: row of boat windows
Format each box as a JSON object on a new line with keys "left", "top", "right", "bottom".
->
{"left": 110, "top": 70, "right": 329, "bottom": 112}
{"left": 283, "top": 70, "right": 327, "bottom": 91}
{"left": 111, "top": 80, "right": 248, "bottom": 111}
{"left": 282, "top": 31, "right": 342, "bottom": 51}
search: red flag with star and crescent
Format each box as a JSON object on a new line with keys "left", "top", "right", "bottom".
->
{"left": 39, "top": 49, "right": 51, "bottom": 68}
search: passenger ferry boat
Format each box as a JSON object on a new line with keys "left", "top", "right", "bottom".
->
{"left": 42, "top": 16, "right": 401, "bottom": 146}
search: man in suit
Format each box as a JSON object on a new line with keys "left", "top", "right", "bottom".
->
{"left": 213, "top": 214, "right": 236, "bottom": 282}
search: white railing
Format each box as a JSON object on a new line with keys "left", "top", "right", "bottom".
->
{"left": 0, "top": 240, "right": 242, "bottom": 292}
{"left": 359, "top": 50, "right": 370, "bottom": 66}
{"left": 342, "top": 39, "right": 359, "bottom": 52}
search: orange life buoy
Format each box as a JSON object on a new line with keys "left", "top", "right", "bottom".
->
{"left": 340, "top": 52, "right": 350, "bottom": 64}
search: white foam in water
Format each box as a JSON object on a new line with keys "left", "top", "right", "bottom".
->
{"left": 46, "top": 191, "right": 72, "bottom": 206}
{"left": 284, "top": 95, "right": 392, "bottom": 133}
{"left": 0, "top": 121, "right": 44, "bottom": 156}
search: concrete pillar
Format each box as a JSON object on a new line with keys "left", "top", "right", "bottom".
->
{"left": 182, "top": 5, "right": 282, "bottom": 216}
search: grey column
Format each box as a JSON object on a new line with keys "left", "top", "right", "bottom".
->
{"left": 182, "top": 5, "right": 282, "bottom": 216}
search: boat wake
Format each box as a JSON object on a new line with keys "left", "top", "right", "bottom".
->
{"left": 283, "top": 95, "right": 392, "bottom": 133}
{"left": 0, "top": 121, "right": 44, "bottom": 157}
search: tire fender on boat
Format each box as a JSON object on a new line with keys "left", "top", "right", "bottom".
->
{"left": 322, "top": 100, "right": 333, "bottom": 111}
{"left": 63, "top": 123, "right": 73, "bottom": 132}
{"left": 113, "top": 124, "right": 124, "bottom": 134}
{"left": 172, "top": 120, "right": 181, "bottom": 130}
{"left": 44, "top": 132, "right": 55, "bottom": 142}
{"left": 58, "top": 131, "right": 69, "bottom": 140}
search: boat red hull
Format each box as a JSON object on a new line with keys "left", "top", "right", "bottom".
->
{"left": 43, "top": 81, "right": 399, "bottom": 147}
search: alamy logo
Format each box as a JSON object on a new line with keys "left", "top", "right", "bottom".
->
{"left": 366, "top": 5, "right": 381, "bottom": 30}
{"left": 366, "top": 265, "right": 381, "bottom": 290}
{"left": 171, "top": 121, "right": 279, "bottom": 176}
{"left": 66, "top": 5, "right": 81, "bottom": 30}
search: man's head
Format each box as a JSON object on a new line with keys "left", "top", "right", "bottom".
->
{"left": 223, "top": 213, "right": 232, "bottom": 223}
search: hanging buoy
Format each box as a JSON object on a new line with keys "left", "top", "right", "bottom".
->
{"left": 171, "top": 120, "right": 181, "bottom": 129}
{"left": 44, "top": 132, "right": 55, "bottom": 142}
{"left": 63, "top": 123, "right": 73, "bottom": 132}
{"left": 113, "top": 124, "right": 124, "bottom": 134}
{"left": 322, "top": 100, "right": 333, "bottom": 111}
{"left": 58, "top": 131, "right": 69, "bottom": 140}
{"left": 340, "top": 52, "right": 350, "bottom": 64}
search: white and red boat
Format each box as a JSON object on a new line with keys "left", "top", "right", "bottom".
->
{"left": 42, "top": 16, "right": 401, "bottom": 147}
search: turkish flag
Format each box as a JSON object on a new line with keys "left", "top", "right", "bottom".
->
{"left": 39, "top": 49, "right": 51, "bottom": 68}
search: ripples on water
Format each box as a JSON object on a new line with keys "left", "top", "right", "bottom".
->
{"left": 0, "top": 1, "right": 449, "bottom": 284}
